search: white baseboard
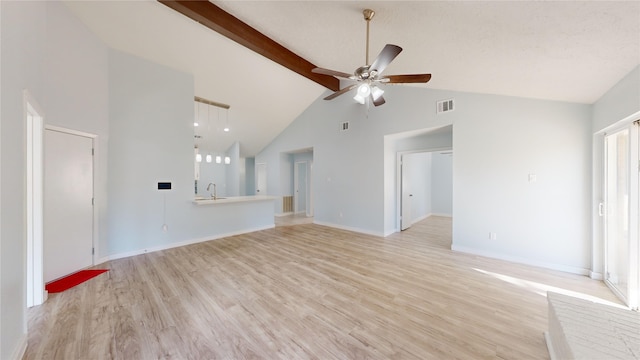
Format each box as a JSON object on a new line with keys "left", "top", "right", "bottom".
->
{"left": 411, "top": 213, "right": 431, "bottom": 224}
{"left": 589, "top": 271, "right": 603, "bottom": 280}
{"left": 275, "top": 212, "right": 293, "bottom": 217}
{"left": 313, "top": 220, "right": 385, "bottom": 237}
{"left": 543, "top": 331, "right": 558, "bottom": 360}
{"left": 451, "top": 244, "right": 590, "bottom": 276}
{"left": 10, "top": 334, "right": 27, "bottom": 360}
{"left": 384, "top": 228, "right": 398, "bottom": 237}
{"left": 96, "top": 224, "right": 275, "bottom": 265}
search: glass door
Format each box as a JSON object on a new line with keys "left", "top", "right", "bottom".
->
{"left": 604, "top": 123, "right": 639, "bottom": 309}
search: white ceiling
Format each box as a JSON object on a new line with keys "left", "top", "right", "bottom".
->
{"left": 64, "top": 1, "right": 640, "bottom": 157}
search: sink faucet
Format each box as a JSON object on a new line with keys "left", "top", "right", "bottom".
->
{"left": 206, "top": 183, "right": 217, "bottom": 199}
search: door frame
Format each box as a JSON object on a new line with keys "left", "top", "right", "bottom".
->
{"left": 396, "top": 147, "right": 451, "bottom": 232}
{"left": 25, "top": 90, "right": 46, "bottom": 307}
{"left": 599, "top": 113, "right": 639, "bottom": 310}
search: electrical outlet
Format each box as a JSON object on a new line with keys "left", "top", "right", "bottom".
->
{"left": 489, "top": 232, "right": 497, "bottom": 240}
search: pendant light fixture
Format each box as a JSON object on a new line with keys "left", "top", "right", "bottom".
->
{"left": 223, "top": 108, "right": 230, "bottom": 132}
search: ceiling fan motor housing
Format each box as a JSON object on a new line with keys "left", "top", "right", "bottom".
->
{"left": 355, "top": 66, "right": 377, "bottom": 80}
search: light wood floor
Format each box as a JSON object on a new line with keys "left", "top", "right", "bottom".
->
{"left": 275, "top": 213, "right": 314, "bottom": 227}
{"left": 25, "top": 216, "right": 619, "bottom": 359}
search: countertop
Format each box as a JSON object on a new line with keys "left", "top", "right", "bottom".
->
{"left": 193, "top": 195, "right": 278, "bottom": 205}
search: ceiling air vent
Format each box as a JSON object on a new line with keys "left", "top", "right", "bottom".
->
{"left": 340, "top": 121, "right": 350, "bottom": 132}
{"left": 437, "top": 99, "right": 454, "bottom": 114}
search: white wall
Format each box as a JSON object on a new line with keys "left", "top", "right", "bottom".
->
{"left": 197, "top": 161, "right": 226, "bottom": 196}
{"left": 225, "top": 141, "right": 240, "bottom": 196}
{"left": 106, "top": 50, "right": 275, "bottom": 259}
{"left": 1, "top": 1, "right": 108, "bottom": 357}
{"left": 257, "top": 87, "right": 454, "bottom": 235}
{"left": 453, "top": 94, "right": 592, "bottom": 274}
{"left": 431, "top": 152, "right": 453, "bottom": 216}
{"left": 245, "top": 157, "right": 255, "bottom": 195}
{"left": 43, "top": 1, "right": 110, "bottom": 259}
{"left": 0, "top": 2, "right": 45, "bottom": 357}
{"left": 592, "top": 65, "right": 640, "bottom": 133}
{"left": 257, "top": 84, "right": 593, "bottom": 273}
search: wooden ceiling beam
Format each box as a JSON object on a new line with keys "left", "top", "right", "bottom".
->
{"left": 158, "top": 0, "right": 340, "bottom": 92}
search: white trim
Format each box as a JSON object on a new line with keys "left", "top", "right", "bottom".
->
{"left": 601, "top": 121, "right": 640, "bottom": 309}
{"left": 411, "top": 213, "right": 431, "bottom": 225}
{"left": 23, "top": 89, "right": 46, "bottom": 308}
{"left": 395, "top": 147, "right": 453, "bottom": 233}
{"left": 451, "top": 244, "right": 590, "bottom": 276}
{"left": 628, "top": 121, "right": 639, "bottom": 309}
{"left": 95, "top": 225, "right": 275, "bottom": 265}
{"left": 313, "top": 220, "right": 385, "bottom": 237}
{"left": 275, "top": 212, "right": 293, "bottom": 217}
{"left": 589, "top": 271, "right": 603, "bottom": 280}
{"left": 543, "top": 332, "right": 558, "bottom": 360}
{"left": 9, "top": 334, "right": 27, "bottom": 360}
{"left": 594, "top": 110, "right": 640, "bottom": 135}
{"left": 44, "top": 124, "right": 96, "bottom": 139}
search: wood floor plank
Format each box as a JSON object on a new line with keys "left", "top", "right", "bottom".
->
{"left": 25, "top": 216, "right": 620, "bottom": 359}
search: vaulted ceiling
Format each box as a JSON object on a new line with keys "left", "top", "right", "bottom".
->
{"left": 64, "top": 1, "right": 640, "bottom": 157}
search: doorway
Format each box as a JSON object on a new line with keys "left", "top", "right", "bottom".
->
{"left": 398, "top": 150, "right": 453, "bottom": 232}
{"left": 44, "top": 128, "right": 95, "bottom": 283}
{"left": 603, "top": 121, "right": 639, "bottom": 309}
{"left": 294, "top": 161, "right": 310, "bottom": 216}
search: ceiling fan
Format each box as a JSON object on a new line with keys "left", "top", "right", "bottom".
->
{"left": 312, "top": 9, "right": 432, "bottom": 107}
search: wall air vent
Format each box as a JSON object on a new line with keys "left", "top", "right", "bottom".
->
{"left": 437, "top": 99, "right": 455, "bottom": 114}
{"left": 340, "top": 121, "right": 350, "bottom": 132}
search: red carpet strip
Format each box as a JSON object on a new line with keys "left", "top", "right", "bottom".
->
{"left": 45, "top": 269, "right": 109, "bottom": 293}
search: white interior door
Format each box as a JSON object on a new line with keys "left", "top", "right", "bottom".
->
{"left": 295, "top": 162, "right": 308, "bottom": 215}
{"left": 401, "top": 155, "right": 413, "bottom": 231}
{"left": 44, "top": 129, "right": 94, "bottom": 282}
{"left": 256, "top": 163, "right": 267, "bottom": 195}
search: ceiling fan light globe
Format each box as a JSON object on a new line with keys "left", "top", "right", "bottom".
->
{"left": 371, "top": 86, "right": 384, "bottom": 100}
{"left": 357, "top": 84, "right": 371, "bottom": 97}
{"left": 353, "top": 93, "right": 366, "bottom": 104}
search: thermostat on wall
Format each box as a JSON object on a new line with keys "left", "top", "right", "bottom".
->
{"left": 157, "top": 182, "right": 172, "bottom": 190}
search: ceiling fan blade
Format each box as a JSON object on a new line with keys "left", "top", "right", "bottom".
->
{"left": 370, "top": 44, "right": 402, "bottom": 75}
{"left": 312, "top": 67, "right": 353, "bottom": 79}
{"left": 372, "top": 94, "right": 386, "bottom": 107}
{"left": 324, "top": 84, "right": 359, "bottom": 100}
{"left": 381, "top": 74, "right": 432, "bottom": 84}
